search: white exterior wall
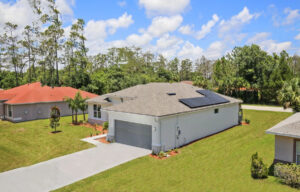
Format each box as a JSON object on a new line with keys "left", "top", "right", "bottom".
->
{"left": 87, "top": 103, "right": 111, "bottom": 123}
{"left": 275, "top": 135, "right": 294, "bottom": 163}
{"left": 159, "top": 103, "right": 239, "bottom": 151}
{"left": 106, "top": 110, "right": 161, "bottom": 149}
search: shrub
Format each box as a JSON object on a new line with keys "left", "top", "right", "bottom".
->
{"left": 174, "top": 148, "right": 179, "bottom": 153}
{"left": 251, "top": 152, "right": 268, "bottom": 179}
{"left": 158, "top": 151, "right": 167, "bottom": 158}
{"left": 103, "top": 122, "right": 109, "bottom": 130}
{"left": 274, "top": 163, "right": 300, "bottom": 188}
{"left": 245, "top": 118, "right": 251, "bottom": 124}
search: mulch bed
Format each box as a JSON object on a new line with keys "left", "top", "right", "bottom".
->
{"left": 149, "top": 150, "right": 180, "bottom": 160}
{"left": 95, "top": 136, "right": 110, "bottom": 144}
{"left": 241, "top": 122, "right": 249, "bottom": 125}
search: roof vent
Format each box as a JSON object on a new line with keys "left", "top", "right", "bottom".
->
{"left": 104, "top": 97, "right": 111, "bottom": 102}
{"left": 167, "top": 93, "right": 176, "bottom": 96}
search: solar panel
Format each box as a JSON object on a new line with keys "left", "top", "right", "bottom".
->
{"left": 179, "top": 89, "right": 229, "bottom": 108}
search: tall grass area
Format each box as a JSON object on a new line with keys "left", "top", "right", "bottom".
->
{"left": 54, "top": 110, "right": 296, "bottom": 192}
{"left": 0, "top": 115, "right": 94, "bottom": 172}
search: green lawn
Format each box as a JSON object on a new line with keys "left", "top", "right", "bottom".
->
{"left": 54, "top": 110, "right": 297, "bottom": 192}
{"left": 0, "top": 115, "right": 94, "bottom": 172}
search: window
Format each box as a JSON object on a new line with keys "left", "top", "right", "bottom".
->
{"left": 93, "top": 104, "right": 101, "bottom": 119}
{"left": 214, "top": 108, "right": 219, "bottom": 114}
{"left": 8, "top": 105, "right": 12, "bottom": 117}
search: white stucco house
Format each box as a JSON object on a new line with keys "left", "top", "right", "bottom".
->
{"left": 87, "top": 82, "right": 242, "bottom": 153}
{"left": 266, "top": 113, "right": 300, "bottom": 164}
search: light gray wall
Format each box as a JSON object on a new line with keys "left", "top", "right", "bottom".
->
{"left": 0, "top": 103, "right": 3, "bottom": 118}
{"left": 275, "top": 135, "right": 294, "bottom": 163}
{"left": 106, "top": 103, "right": 239, "bottom": 153}
{"left": 106, "top": 110, "right": 161, "bottom": 152}
{"left": 160, "top": 103, "right": 240, "bottom": 151}
{"left": 87, "top": 103, "right": 111, "bottom": 124}
{"left": 7, "top": 102, "right": 82, "bottom": 122}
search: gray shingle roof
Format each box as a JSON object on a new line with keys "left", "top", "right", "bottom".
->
{"left": 266, "top": 113, "right": 300, "bottom": 138}
{"left": 87, "top": 82, "right": 242, "bottom": 117}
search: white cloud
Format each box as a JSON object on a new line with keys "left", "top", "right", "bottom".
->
{"left": 56, "top": 0, "right": 75, "bottom": 17}
{"left": 178, "top": 25, "right": 193, "bottom": 35}
{"left": 155, "top": 34, "right": 183, "bottom": 58}
{"left": 178, "top": 41, "right": 203, "bottom": 60}
{"left": 84, "top": 13, "right": 134, "bottom": 54}
{"left": 195, "top": 14, "right": 219, "bottom": 40}
{"left": 205, "top": 41, "right": 226, "bottom": 59}
{"left": 219, "top": 7, "right": 259, "bottom": 36}
{"left": 295, "top": 33, "right": 300, "bottom": 40}
{"left": 247, "top": 32, "right": 291, "bottom": 54}
{"left": 139, "top": 0, "right": 190, "bottom": 16}
{"left": 147, "top": 15, "right": 183, "bottom": 37}
{"left": 118, "top": 1, "right": 126, "bottom": 7}
{"left": 0, "top": 0, "right": 75, "bottom": 35}
{"left": 283, "top": 8, "right": 300, "bottom": 25}
{"left": 126, "top": 33, "right": 152, "bottom": 47}
{"left": 0, "top": 0, "right": 35, "bottom": 33}
{"left": 179, "top": 14, "right": 219, "bottom": 40}
{"left": 246, "top": 32, "right": 270, "bottom": 43}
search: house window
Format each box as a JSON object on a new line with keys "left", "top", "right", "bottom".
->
{"left": 214, "top": 108, "right": 219, "bottom": 114}
{"left": 93, "top": 104, "right": 101, "bottom": 119}
{"left": 8, "top": 105, "right": 12, "bottom": 117}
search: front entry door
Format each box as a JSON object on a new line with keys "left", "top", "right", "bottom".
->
{"left": 296, "top": 141, "right": 300, "bottom": 164}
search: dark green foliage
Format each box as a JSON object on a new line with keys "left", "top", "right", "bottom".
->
{"left": 274, "top": 163, "right": 300, "bottom": 188}
{"left": 49, "top": 106, "right": 60, "bottom": 132}
{"left": 245, "top": 119, "right": 250, "bottom": 124}
{"left": 251, "top": 152, "right": 268, "bottom": 179}
{"left": 103, "top": 122, "right": 108, "bottom": 131}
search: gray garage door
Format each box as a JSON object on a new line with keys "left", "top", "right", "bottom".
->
{"left": 115, "top": 120, "right": 152, "bottom": 149}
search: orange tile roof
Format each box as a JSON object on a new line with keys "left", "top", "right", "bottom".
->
{"left": 0, "top": 82, "right": 98, "bottom": 104}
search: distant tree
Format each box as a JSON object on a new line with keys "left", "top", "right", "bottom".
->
{"left": 180, "top": 59, "right": 192, "bottom": 81}
{"left": 49, "top": 106, "right": 60, "bottom": 133}
{"left": 277, "top": 78, "right": 300, "bottom": 111}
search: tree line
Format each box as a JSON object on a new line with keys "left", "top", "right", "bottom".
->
{"left": 0, "top": 0, "right": 299, "bottom": 110}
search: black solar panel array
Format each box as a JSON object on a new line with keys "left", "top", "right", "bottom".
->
{"left": 179, "top": 89, "right": 229, "bottom": 108}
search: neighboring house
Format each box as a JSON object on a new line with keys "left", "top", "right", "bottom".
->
{"left": 266, "top": 113, "right": 300, "bottom": 164}
{"left": 87, "top": 82, "right": 242, "bottom": 153}
{"left": 0, "top": 82, "right": 98, "bottom": 122}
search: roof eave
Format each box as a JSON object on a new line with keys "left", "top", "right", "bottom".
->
{"left": 266, "top": 130, "right": 300, "bottom": 139}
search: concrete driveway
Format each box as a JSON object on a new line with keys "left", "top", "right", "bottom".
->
{"left": 0, "top": 143, "right": 151, "bottom": 192}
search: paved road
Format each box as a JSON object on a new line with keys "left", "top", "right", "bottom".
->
{"left": 242, "top": 104, "right": 293, "bottom": 112}
{"left": 0, "top": 143, "right": 151, "bottom": 192}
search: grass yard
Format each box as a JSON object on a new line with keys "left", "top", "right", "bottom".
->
{"left": 54, "top": 110, "right": 297, "bottom": 192}
{"left": 0, "top": 115, "right": 94, "bottom": 172}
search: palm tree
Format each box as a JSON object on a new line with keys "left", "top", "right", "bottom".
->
{"left": 65, "top": 92, "right": 90, "bottom": 124}
{"left": 64, "top": 97, "right": 76, "bottom": 123}
{"left": 79, "top": 96, "right": 89, "bottom": 121}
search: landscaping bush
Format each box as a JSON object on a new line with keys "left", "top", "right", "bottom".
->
{"left": 251, "top": 152, "right": 268, "bottom": 179}
{"left": 158, "top": 151, "right": 167, "bottom": 158}
{"left": 245, "top": 118, "right": 250, "bottom": 124}
{"left": 274, "top": 163, "right": 300, "bottom": 188}
{"left": 103, "top": 122, "right": 108, "bottom": 130}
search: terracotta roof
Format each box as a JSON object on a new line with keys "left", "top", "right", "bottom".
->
{"left": 0, "top": 82, "right": 98, "bottom": 104}
{"left": 180, "top": 81, "right": 193, "bottom": 85}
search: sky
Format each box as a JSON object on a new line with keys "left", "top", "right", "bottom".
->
{"left": 0, "top": 0, "right": 300, "bottom": 60}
